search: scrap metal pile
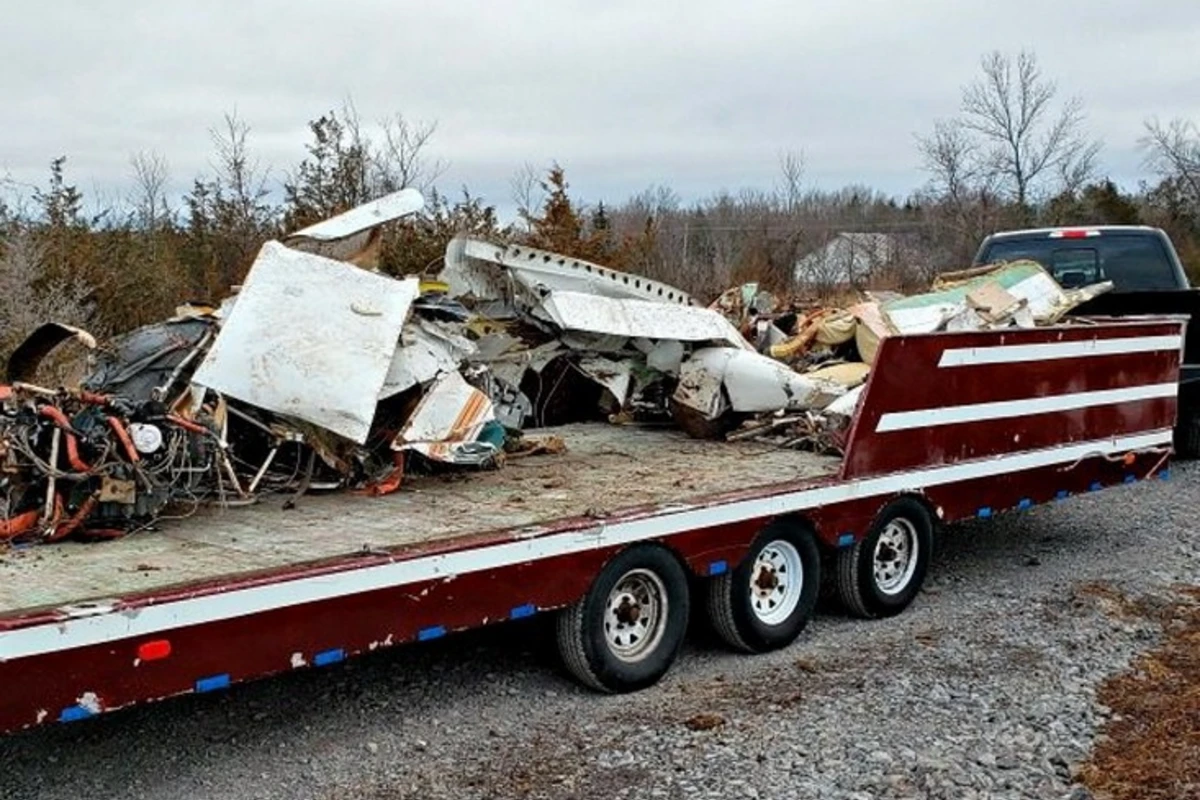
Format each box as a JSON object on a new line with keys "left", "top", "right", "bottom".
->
{"left": 0, "top": 189, "right": 1113, "bottom": 544}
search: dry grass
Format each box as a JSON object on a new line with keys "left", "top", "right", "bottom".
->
{"left": 1079, "top": 586, "right": 1200, "bottom": 800}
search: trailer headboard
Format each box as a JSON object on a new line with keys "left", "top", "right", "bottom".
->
{"left": 839, "top": 318, "right": 1186, "bottom": 480}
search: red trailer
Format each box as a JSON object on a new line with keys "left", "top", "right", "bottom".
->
{"left": 0, "top": 318, "right": 1183, "bottom": 733}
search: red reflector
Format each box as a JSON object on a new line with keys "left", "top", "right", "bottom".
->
{"left": 137, "top": 639, "right": 172, "bottom": 661}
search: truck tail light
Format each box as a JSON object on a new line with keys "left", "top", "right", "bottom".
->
{"left": 1050, "top": 229, "right": 1100, "bottom": 239}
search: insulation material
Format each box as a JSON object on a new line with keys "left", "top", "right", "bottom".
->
{"left": 392, "top": 371, "right": 497, "bottom": 463}
{"left": 192, "top": 242, "right": 420, "bottom": 443}
{"left": 813, "top": 310, "right": 857, "bottom": 346}
{"left": 882, "top": 261, "right": 1088, "bottom": 333}
{"left": 805, "top": 361, "right": 871, "bottom": 388}
{"left": 850, "top": 302, "right": 892, "bottom": 366}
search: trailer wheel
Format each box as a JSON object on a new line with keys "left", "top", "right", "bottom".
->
{"left": 835, "top": 497, "right": 933, "bottom": 619}
{"left": 556, "top": 545, "right": 689, "bottom": 693}
{"left": 706, "top": 520, "right": 821, "bottom": 653}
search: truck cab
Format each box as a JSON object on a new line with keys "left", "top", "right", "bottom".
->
{"left": 974, "top": 225, "right": 1200, "bottom": 454}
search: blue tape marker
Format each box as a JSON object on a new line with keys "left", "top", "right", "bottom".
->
{"left": 1124, "top": 474, "right": 1137, "bottom": 484}
{"left": 418, "top": 625, "right": 446, "bottom": 642}
{"left": 708, "top": 560, "right": 728, "bottom": 576}
{"left": 313, "top": 648, "right": 345, "bottom": 667}
{"left": 837, "top": 533, "right": 856, "bottom": 547}
{"left": 1160, "top": 469, "right": 1171, "bottom": 481}
{"left": 1090, "top": 481, "right": 1103, "bottom": 492}
{"left": 1055, "top": 490, "right": 1069, "bottom": 501}
{"left": 195, "top": 673, "right": 231, "bottom": 693}
{"left": 1017, "top": 498, "right": 1033, "bottom": 511}
{"left": 510, "top": 603, "right": 537, "bottom": 619}
{"left": 977, "top": 507, "right": 993, "bottom": 519}
{"left": 58, "top": 705, "right": 93, "bottom": 723}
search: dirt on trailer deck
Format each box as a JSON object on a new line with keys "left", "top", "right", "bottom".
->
{"left": 0, "top": 423, "right": 839, "bottom": 614}
{"left": 1080, "top": 584, "right": 1200, "bottom": 800}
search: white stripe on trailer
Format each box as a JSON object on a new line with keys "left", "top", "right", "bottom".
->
{"left": 0, "top": 429, "right": 1173, "bottom": 662}
{"left": 875, "top": 384, "right": 1177, "bottom": 433}
{"left": 937, "top": 335, "right": 1183, "bottom": 368}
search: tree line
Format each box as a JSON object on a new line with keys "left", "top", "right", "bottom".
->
{"left": 2, "top": 50, "right": 1199, "bottom": 366}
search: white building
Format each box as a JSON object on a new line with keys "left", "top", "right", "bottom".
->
{"left": 793, "top": 232, "right": 898, "bottom": 288}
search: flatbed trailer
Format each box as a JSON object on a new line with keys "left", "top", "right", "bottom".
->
{"left": 0, "top": 318, "right": 1184, "bottom": 733}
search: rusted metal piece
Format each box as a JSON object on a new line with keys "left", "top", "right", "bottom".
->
{"left": 97, "top": 478, "right": 136, "bottom": 505}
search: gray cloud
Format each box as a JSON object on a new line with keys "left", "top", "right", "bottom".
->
{"left": 2, "top": 0, "right": 1198, "bottom": 216}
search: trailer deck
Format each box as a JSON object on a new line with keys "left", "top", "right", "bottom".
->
{"left": 0, "top": 318, "right": 1185, "bottom": 735}
{"left": 0, "top": 424, "right": 840, "bottom": 615}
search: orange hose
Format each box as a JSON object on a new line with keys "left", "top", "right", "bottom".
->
{"left": 0, "top": 509, "right": 40, "bottom": 542}
{"left": 106, "top": 416, "right": 141, "bottom": 463}
{"left": 37, "top": 406, "right": 92, "bottom": 472}
{"left": 45, "top": 494, "right": 98, "bottom": 542}
{"left": 166, "top": 414, "right": 208, "bottom": 435}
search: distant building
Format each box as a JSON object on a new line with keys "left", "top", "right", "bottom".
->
{"left": 793, "top": 232, "right": 899, "bottom": 288}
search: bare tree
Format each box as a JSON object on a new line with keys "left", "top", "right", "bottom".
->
{"left": 376, "top": 113, "right": 448, "bottom": 194}
{"left": 917, "top": 120, "right": 987, "bottom": 207}
{"left": 210, "top": 111, "right": 272, "bottom": 223}
{"left": 129, "top": 150, "right": 171, "bottom": 228}
{"left": 777, "top": 149, "right": 805, "bottom": 213}
{"left": 1142, "top": 117, "right": 1200, "bottom": 205}
{"left": 509, "top": 162, "right": 545, "bottom": 229}
{"left": 918, "top": 51, "right": 1100, "bottom": 214}
{"left": 959, "top": 51, "right": 1100, "bottom": 207}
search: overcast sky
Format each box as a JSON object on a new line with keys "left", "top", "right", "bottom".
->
{"left": 2, "top": 1, "right": 1198, "bottom": 218}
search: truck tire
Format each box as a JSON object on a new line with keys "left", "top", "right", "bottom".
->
{"left": 556, "top": 544, "right": 690, "bottom": 693}
{"left": 706, "top": 520, "right": 821, "bottom": 653}
{"left": 834, "top": 497, "right": 933, "bottom": 619}
{"left": 1175, "top": 406, "right": 1200, "bottom": 459}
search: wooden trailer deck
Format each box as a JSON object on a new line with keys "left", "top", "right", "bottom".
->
{"left": 0, "top": 424, "right": 840, "bottom": 615}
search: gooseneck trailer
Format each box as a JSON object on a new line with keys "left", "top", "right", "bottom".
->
{"left": 0, "top": 318, "right": 1183, "bottom": 733}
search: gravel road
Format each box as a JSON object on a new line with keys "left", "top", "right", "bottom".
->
{"left": 3, "top": 462, "right": 1198, "bottom": 800}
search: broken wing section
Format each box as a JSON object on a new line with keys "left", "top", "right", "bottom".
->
{"left": 284, "top": 188, "right": 424, "bottom": 267}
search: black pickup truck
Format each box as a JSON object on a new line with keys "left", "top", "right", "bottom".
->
{"left": 973, "top": 225, "right": 1200, "bottom": 455}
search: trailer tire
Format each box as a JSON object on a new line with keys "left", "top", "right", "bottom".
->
{"left": 835, "top": 497, "right": 933, "bottom": 619}
{"left": 706, "top": 520, "right": 821, "bottom": 653}
{"left": 556, "top": 545, "right": 690, "bottom": 693}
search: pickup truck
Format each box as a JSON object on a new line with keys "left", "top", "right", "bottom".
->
{"left": 974, "top": 226, "right": 1200, "bottom": 454}
{"left": 0, "top": 317, "right": 1183, "bottom": 734}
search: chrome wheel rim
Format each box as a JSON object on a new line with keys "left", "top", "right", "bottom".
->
{"left": 748, "top": 540, "right": 804, "bottom": 625}
{"left": 873, "top": 518, "right": 919, "bottom": 595}
{"left": 604, "top": 569, "right": 668, "bottom": 662}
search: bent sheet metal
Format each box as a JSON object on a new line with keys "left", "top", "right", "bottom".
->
{"left": 192, "top": 241, "right": 420, "bottom": 443}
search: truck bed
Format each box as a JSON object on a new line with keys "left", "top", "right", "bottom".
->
{"left": 0, "top": 424, "right": 840, "bottom": 616}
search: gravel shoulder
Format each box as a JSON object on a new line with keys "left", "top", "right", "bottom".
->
{"left": 2, "top": 463, "right": 1197, "bottom": 800}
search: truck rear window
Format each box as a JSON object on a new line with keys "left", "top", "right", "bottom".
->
{"left": 981, "top": 234, "right": 1179, "bottom": 292}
